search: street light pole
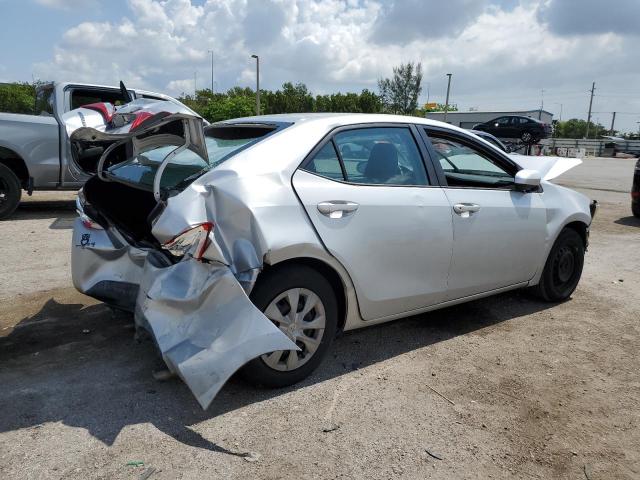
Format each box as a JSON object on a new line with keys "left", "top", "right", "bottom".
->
{"left": 585, "top": 81, "right": 596, "bottom": 139}
{"left": 444, "top": 73, "right": 452, "bottom": 123}
{"left": 208, "top": 50, "right": 214, "bottom": 93}
{"left": 251, "top": 54, "right": 260, "bottom": 115}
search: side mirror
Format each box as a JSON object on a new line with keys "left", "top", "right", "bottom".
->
{"left": 514, "top": 169, "right": 541, "bottom": 192}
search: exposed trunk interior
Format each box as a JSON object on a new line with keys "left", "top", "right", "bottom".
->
{"left": 83, "top": 175, "right": 160, "bottom": 245}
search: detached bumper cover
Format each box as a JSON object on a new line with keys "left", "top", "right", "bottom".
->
{"left": 134, "top": 252, "right": 297, "bottom": 409}
{"left": 72, "top": 219, "right": 297, "bottom": 409}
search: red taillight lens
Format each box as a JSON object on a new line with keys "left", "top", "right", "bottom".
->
{"left": 82, "top": 102, "right": 114, "bottom": 122}
{"left": 162, "top": 222, "right": 214, "bottom": 260}
{"left": 130, "top": 111, "right": 155, "bottom": 131}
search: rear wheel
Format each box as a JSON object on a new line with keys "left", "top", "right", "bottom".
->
{"left": 241, "top": 264, "right": 338, "bottom": 388}
{"left": 0, "top": 163, "right": 22, "bottom": 220}
{"left": 531, "top": 228, "right": 585, "bottom": 302}
{"left": 521, "top": 131, "right": 533, "bottom": 143}
{"left": 632, "top": 201, "right": 640, "bottom": 218}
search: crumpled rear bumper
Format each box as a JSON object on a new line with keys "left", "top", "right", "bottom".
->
{"left": 134, "top": 252, "right": 297, "bottom": 409}
{"left": 72, "top": 219, "right": 297, "bottom": 409}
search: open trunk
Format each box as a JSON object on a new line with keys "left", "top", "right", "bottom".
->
{"left": 83, "top": 175, "right": 160, "bottom": 245}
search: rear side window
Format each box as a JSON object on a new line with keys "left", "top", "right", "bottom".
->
{"left": 71, "top": 88, "right": 130, "bottom": 109}
{"left": 304, "top": 143, "right": 344, "bottom": 180}
{"left": 304, "top": 127, "right": 428, "bottom": 186}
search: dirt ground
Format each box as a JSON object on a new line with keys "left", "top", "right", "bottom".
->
{"left": 0, "top": 158, "right": 639, "bottom": 479}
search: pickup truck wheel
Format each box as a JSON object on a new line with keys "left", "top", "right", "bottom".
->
{"left": 531, "top": 228, "right": 584, "bottom": 302}
{"left": 241, "top": 264, "right": 338, "bottom": 388}
{"left": 0, "top": 163, "right": 22, "bottom": 220}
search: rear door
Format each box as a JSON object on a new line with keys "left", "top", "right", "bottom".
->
{"left": 421, "top": 127, "right": 546, "bottom": 299}
{"left": 292, "top": 124, "right": 453, "bottom": 321}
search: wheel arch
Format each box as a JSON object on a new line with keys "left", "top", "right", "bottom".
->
{"left": 563, "top": 220, "right": 589, "bottom": 249}
{"left": 0, "top": 146, "right": 30, "bottom": 188}
{"left": 258, "top": 256, "right": 349, "bottom": 333}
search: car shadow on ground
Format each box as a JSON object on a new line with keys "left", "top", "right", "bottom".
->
{"left": 0, "top": 290, "right": 557, "bottom": 457}
{"left": 9, "top": 199, "right": 76, "bottom": 222}
{"left": 614, "top": 215, "right": 640, "bottom": 227}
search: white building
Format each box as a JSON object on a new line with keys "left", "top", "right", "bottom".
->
{"left": 425, "top": 109, "right": 554, "bottom": 129}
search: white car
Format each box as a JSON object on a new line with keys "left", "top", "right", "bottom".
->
{"left": 71, "top": 111, "right": 596, "bottom": 408}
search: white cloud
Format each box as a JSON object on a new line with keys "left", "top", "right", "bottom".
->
{"left": 30, "top": 0, "right": 640, "bottom": 131}
{"left": 35, "top": 0, "right": 97, "bottom": 9}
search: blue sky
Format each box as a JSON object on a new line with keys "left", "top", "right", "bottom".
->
{"left": 1, "top": 0, "right": 639, "bottom": 132}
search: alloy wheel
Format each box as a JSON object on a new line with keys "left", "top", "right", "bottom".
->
{"left": 261, "top": 287, "right": 326, "bottom": 371}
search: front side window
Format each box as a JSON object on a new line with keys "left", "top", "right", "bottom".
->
{"left": 427, "top": 131, "right": 515, "bottom": 189}
{"left": 35, "top": 86, "right": 54, "bottom": 116}
{"left": 495, "top": 117, "right": 510, "bottom": 126}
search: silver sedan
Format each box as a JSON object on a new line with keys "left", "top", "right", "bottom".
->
{"left": 71, "top": 110, "right": 595, "bottom": 408}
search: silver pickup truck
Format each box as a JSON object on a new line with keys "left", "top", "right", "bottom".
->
{"left": 0, "top": 81, "right": 194, "bottom": 219}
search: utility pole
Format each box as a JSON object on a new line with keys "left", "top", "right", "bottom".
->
{"left": 208, "top": 50, "right": 214, "bottom": 93}
{"left": 443, "top": 73, "right": 452, "bottom": 123}
{"left": 585, "top": 81, "right": 595, "bottom": 139}
{"left": 610, "top": 112, "right": 616, "bottom": 136}
{"left": 251, "top": 54, "right": 260, "bottom": 115}
{"left": 539, "top": 88, "right": 544, "bottom": 119}
{"left": 426, "top": 82, "right": 430, "bottom": 105}
{"left": 194, "top": 71, "right": 197, "bottom": 96}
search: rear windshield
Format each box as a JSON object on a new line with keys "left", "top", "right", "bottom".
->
{"left": 106, "top": 123, "right": 281, "bottom": 191}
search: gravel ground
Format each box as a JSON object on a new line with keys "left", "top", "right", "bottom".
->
{"left": 0, "top": 157, "right": 638, "bottom": 479}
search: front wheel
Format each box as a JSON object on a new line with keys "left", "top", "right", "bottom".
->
{"left": 531, "top": 228, "right": 585, "bottom": 302}
{"left": 0, "top": 163, "right": 22, "bottom": 220}
{"left": 241, "top": 264, "right": 338, "bottom": 388}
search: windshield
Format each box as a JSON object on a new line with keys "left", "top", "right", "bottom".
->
{"left": 106, "top": 123, "right": 280, "bottom": 191}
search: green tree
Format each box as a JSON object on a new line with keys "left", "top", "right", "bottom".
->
{"left": 0, "top": 82, "right": 37, "bottom": 114}
{"left": 554, "top": 118, "right": 608, "bottom": 139}
{"left": 377, "top": 62, "right": 423, "bottom": 114}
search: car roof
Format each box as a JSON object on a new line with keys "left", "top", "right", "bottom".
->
{"left": 222, "top": 112, "right": 467, "bottom": 133}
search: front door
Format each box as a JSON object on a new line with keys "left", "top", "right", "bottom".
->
{"left": 292, "top": 125, "right": 454, "bottom": 321}
{"left": 423, "top": 128, "right": 546, "bottom": 299}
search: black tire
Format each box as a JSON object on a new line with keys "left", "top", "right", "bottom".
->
{"left": 632, "top": 201, "right": 640, "bottom": 218}
{"left": 241, "top": 264, "right": 338, "bottom": 388}
{"left": 521, "top": 131, "right": 533, "bottom": 143}
{"left": 0, "top": 163, "right": 22, "bottom": 220}
{"left": 531, "top": 228, "right": 585, "bottom": 302}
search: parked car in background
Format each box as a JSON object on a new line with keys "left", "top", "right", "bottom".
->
{"left": 633, "top": 158, "right": 640, "bottom": 217}
{"left": 0, "top": 81, "right": 196, "bottom": 219}
{"left": 470, "top": 130, "right": 510, "bottom": 152}
{"left": 71, "top": 109, "right": 595, "bottom": 408}
{"left": 473, "top": 115, "right": 552, "bottom": 143}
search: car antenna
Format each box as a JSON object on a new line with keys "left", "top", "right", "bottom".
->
{"left": 119, "top": 80, "right": 133, "bottom": 103}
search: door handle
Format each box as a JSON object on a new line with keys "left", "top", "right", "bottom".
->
{"left": 453, "top": 203, "right": 481, "bottom": 217}
{"left": 317, "top": 201, "right": 359, "bottom": 218}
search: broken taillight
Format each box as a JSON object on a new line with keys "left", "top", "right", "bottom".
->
{"left": 162, "top": 222, "right": 214, "bottom": 260}
{"left": 130, "top": 111, "right": 155, "bottom": 131}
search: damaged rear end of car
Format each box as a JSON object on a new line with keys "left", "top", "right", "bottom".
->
{"left": 71, "top": 105, "right": 297, "bottom": 409}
